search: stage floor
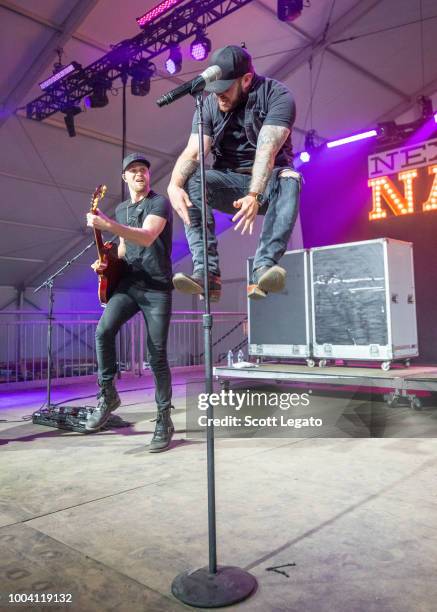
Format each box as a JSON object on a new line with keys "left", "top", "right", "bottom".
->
{"left": 1, "top": 368, "right": 437, "bottom": 612}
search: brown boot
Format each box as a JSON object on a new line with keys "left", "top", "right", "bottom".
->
{"left": 248, "top": 265, "right": 286, "bottom": 300}
{"left": 173, "top": 272, "right": 221, "bottom": 302}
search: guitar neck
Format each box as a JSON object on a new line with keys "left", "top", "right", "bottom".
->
{"left": 90, "top": 184, "right": 108, "bottom": 261}
{"left": 94, "top": 227, "right": 106, "bottom": 259}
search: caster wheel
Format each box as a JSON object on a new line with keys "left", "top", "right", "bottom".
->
{"left": 306, "top": 359, "right": 315, "bottom": 368}
{"left": 404, "top": 359, "right": 411, "bottom": 367}
{"left": 318, "top": 359, "right": 327, "bottom": 368}
{"left": 385, "top": 392, "right": 398, "bottom": 407}
{"left": 381, "top": 361, "right": 391, "bottom": 372}
{"left": 410, "top": 397, "right": 422, "bottom": 411}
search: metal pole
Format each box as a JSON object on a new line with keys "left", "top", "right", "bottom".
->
{"left": 171, "top": 92, "right": 256, "bottom": 608}
{"left": 46, "top": 281, "right": 54, "bottom": 407}
{"left": 196, "top": 92, "right": 217, "bottom": 574}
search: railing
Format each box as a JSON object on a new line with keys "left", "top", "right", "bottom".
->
{"left": 0, "top": 310, "right": 247, "bottom": 384}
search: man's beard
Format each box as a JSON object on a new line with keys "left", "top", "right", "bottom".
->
{"left": 134, "top": 182, "right": 148, "bottom": 193}
{"left": 218, "top": 80, "right": 248, "bottom": 111}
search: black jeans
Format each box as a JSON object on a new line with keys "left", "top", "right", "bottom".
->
{"left": 185, "top": 168, "right": 301, "bottom": 279}
{"left": 95, "top": 284, "right": 172, "bottom": 411}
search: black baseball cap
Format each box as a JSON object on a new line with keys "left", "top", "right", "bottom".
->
{"left": 205, "top": 45, "right": 253, "bottom": 94}
{"left": 122, "top": 152, "right": 151, "bottom": 172}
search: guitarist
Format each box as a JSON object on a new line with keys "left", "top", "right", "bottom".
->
{"left": 86, "top": 153, "right": 174, "bottom": 452}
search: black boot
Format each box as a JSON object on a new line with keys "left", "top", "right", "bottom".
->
{"left": 149, "top": 407, "right": 174, "bottom": 453}
{"left": 85, "top": 380, "right": 121, "bottom": 432}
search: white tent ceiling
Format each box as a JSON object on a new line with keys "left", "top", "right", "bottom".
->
{"left": 1, "top": 0, "right": 437, "bottom": 297}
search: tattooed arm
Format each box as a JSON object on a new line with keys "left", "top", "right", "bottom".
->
{"left": 167, "top": 133, "right": 212, "bottom": 225}
{"left": 249, "top": 125, "right": 290, "bottom": 194}
{"left": 232, "top": 125, "right": 290, "bottom": 235}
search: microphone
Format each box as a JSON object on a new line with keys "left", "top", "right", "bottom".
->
{"left": 156, "top": 65, "right": 222, "bottom": 107}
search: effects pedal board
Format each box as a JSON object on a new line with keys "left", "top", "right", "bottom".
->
{"left": 32, "top": 405, "right": 91, "bottom": 433}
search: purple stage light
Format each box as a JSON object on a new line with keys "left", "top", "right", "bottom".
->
{"left": 299, "top": 151, "right": 310, "bottom": 163}
{"left": 434, "top": 111, "right": 437, "bottom": 124}
{"left": 39, "top": 62, "right": 81, "bottom": 91}
{"left": 165, "top": 58, "right": 177, "bottom": 75}
{"left": 190, "top": 42, "right": 208, "bottom": 61}
{"left": 136, "top": 0, "right": 184, "bottom": 27}
{"left": 165, "top": 45, "right": 182, "bottom": 75}
{"left": 327, "top": 129, "right": 377, "bottom": 149}
{"left": 190, "top": 33, "right": 211, "bottom": 61}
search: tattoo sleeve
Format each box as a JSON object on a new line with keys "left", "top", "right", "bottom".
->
{"left": 170, "top": 158, "right": 200, "bottom": 188}
{"left": 249, "top": 125, "right": 290, "bottom": 194}
{"left": 179, "top": 159, "right": 199, "bottom": 180}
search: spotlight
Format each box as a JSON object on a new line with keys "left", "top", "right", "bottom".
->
{"left": 299, "top": 151, "right": 310, "bottom": 163}
{"left": 190, "top": 32, "right": 211, "bottom": 61}
{"left": 85, "top": 80, "right": 110, "bottom": 108}
{"left": 130, "top": 60, "right": 155, "bottom": 96}
{"left": 418, "top": 95, "right": 434, "bottom": 120}
{"left": 434, "top": 111, "right": 437, "bottom": 124}
{"left": 62, "top": 105, "right": 81, "bottom": 138}
{"left": 376, "top": 121, "right": 399, "bottom": 143}
{"left": 165, "top": 45, "right": 182, "bottom": 75}
{"left": 277, "top": 0, "right": 303, "bottom": 22}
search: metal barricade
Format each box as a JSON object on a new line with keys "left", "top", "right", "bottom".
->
{"left": 0, "top": 310, "right": 246, "bottom": 384}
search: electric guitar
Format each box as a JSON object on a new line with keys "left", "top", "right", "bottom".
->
{"left": 90, "top": 185, "right": 126, "bottom": 305}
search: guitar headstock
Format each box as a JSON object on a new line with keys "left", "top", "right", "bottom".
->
{"left": 90, "top": 184, "right": 107, "bottom": 213}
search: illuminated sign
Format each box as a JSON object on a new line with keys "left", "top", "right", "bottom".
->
{"left": 368, "top": 139, "right": 437, "bottom": 220}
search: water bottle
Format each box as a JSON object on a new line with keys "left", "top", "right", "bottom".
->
{"left": 237, "top": 349, "right": 244, "bottom": 363}
{"left": 227, "top": 350, "right": 233, "bottom": 367}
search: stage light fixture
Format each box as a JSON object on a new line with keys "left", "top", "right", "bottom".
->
{"left": 62, "top": 105, "right": 81, "bottom": 138}
{"left": 136, "top": 0, "right": 185, "bottom": 27}
{"left": 304, "top": 129, "right": 318, "bottom": 152}
{"left": 417, "top": 95, "right": 434, "bottom": 120}
{"left": 130, "top": 60, "right": 156, "bottom": 96}
{"left": 326, "top": 130, "right": 377, "bottom": 149}
{"left": 39, "top": 61, "right": 82, "bottom": 91}
{"left": 277, "top": 0, "right": 303, "bottom": 22}
{"left": 376, "top": 121, "right": 399, "bottom": 143}
{"left": 84, "top": 81, "right": 110, "bottom": 108}
{"left": 165, "top": 45, "right": 182, "bottom": 75}
{"left": 299, "top": 151, "right": 310, "bottom": 163}
{"left": 434, "top": 111, "right": 437, "bottom": 124}
{"left": 190, "top": 32, "right": 211, "bottom": 61}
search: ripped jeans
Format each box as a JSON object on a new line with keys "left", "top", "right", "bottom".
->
{"left": 185, "top": 167, "right": 301, "bottom": 280}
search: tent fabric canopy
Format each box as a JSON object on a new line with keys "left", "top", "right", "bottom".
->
{"left": 1, "top": 0, "right": 437, "bottom": 292}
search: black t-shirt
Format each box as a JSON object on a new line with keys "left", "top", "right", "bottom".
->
{"left": 191, "top": 77, "right": 295, "bottom": 170}
{"left": 115, "top": 191, "right": 173, "bottom": 292}
{"left": 216, "top": 100, "right": 255, "bottom": 170}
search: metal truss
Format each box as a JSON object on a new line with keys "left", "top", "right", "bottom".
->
{"left": 25, "top": 0, "right": 254, "bottom": 121}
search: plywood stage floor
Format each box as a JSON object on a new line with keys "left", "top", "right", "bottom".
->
{"left": 1, "top": 368, "right": 437, "bottom": 612}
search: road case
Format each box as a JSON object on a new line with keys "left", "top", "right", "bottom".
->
{"left": 248, "top": 249, "right": 312, "bottom": 361}
{"left": 310, "top": 238, "right": 418, "bottom": 369}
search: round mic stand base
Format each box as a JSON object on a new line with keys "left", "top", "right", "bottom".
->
{"left": 171, "top": 565, "right": 257, "bottom": 608}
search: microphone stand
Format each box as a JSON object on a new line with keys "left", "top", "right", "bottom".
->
{"left": 171, "top": 93, "right": 257, "bottom": 607}
{"left": 34, "top": 240, "right": 95, "bottom": 408}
